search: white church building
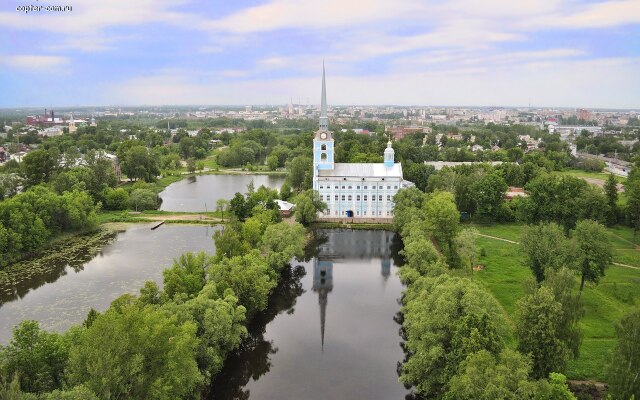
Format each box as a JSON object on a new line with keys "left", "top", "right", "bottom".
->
{"left": 312, "top": 65, "right": 413, "bottom": 222}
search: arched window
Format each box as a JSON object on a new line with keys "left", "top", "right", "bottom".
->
{"left": 321, "top": 153, "right": 327, "bottom": 162}
{"left": 321, "top": 144, "right": 327, "bottom": 151}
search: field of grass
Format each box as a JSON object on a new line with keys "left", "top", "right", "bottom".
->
{"left": 470, "top": 223, "right": 640, "bottom": 382}
{"left": 558, "top": 168, "right": 627, "bottom": 184}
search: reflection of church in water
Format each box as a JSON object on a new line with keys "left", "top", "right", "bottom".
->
{"left": 312, "top": 230, "right": 394, "bottom": 351}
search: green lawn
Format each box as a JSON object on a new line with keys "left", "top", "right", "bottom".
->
{"left": 558, "top": 168, "right": 627, "bottom": 184}
{"left": 470, "top": 223, "right": 640, "bottom": 382}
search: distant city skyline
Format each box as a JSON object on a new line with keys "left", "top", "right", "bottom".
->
{"left": 1, "top": 0, "right": 639, "bottom": 108}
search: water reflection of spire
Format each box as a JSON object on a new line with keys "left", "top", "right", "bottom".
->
{"left": 312, "top": 258, "right": 333, "bottom": 352}
{"left": 381, "top": 257, "right": 391, "bottom": 280}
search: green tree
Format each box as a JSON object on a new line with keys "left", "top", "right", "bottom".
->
{"left": 541, "top": 268, "right": 583, "bottom": 360}
{"left": 516, "top": 286, "right": 573, "bottom": 379}
{"left": 0, "top": 375, "right": 38, "bottom": 400}
{"left": 286, "top": 156, "right": 312, "bottom": 192}
{"left": 67, "top": 300, "right": 202, "bottom": 400}
{"left": 163, "top": 252, "right": 211, "bottom": 300}
{"left": 454, "top": 228, "right": 479, "bottom": 276}
{"left": 293, "top": 190, "right": 326, "bottom": 226}
{"left": 444, "top": 349, "right": 532, "bottom": 400}
{"left": 84, "top": 150, "right": 118, "bottom": 191}
{"left": 129, "top": 188, "right": 158, "bottom": 211}
{"left": 42, "top": 386, "right": 99, "bottom": 400}
{"left": 400, "top": 275, "right": 506, "bottom": 398}
{"left": 266, "top": 154, "right": 279, "bottom": 171}
{"left": 242, "top": 216, "right": 265, "bottom": 247}
{"left": 523, "top": 173, "right": 596, "bottom": 231}
{"left": 213, "top": 225, "right": 248, "bottom": 260}
{"left": 392, "top": 187, "right": 427, "bottom": 234}
{"left": 469, "top": 172, "right": 507, "bottom": 220}
{"left": 261, "top": 222, "right": 307, "bottom": 270}
{"left": 164, "top": 284, "right": 247, "bottom": 379}
{"left": 104, "top": 187, "right": 130, "bottom": 210}
{"left": 1, "top": 321, "right": 70, "bottom": 394}
{"left": 404, "top": 163, "right": 435, "bottom": 192}
{"left": 520, "top": 222, "right": 574, "bottom": 283}
{"left": 400, "top": 235, "right": 440, "bottom": 273}
{"left": 606, "top": 308, "right": 640, "bottom": 400}
{"left": 572, "top": 219, "right": 612, "bottom": 291}
{"left": 424, "top": 191, "right": 460, "bottom": 262}
{"left": 626, "top": 177, "right": 640, "bottom": 244}
{"left": 186, "top": 158, "right": 196, "bottom": 174}
{"left": 229, "top": 192, "right": 248, "bottom": 221}
{"left": 0, "top": 173, "right": 22, "bottom": 200}
{"left": 216, "top": 199, "right": 229, "bottom": 222}
{"left": 604, "top": 173, "right": 619, "bottom": 224}
{"left": 207, "top": 250, "right": 277, "bottom": 318}
{"left": 121, "top": 145, "right": 159, "bottom": 182}
{"left": 279, "top": 181, "right": 293, "bottom": 201}
{"left": 21, "top": 149, "right": 57, "bottom": 188}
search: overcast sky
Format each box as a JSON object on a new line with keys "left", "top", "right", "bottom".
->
{"left": 1, "top": 0, "right": 639, "bottom": 108}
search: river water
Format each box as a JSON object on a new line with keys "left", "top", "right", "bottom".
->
{"left": 209, "top": 229, "right": 408, "bottom": 399}
{"left": 0, "top": 224, "right": 218, "bottom": 343}
{"left": 1, "top": 174, "right": 409, "bottom": 399}
{"left": 159, "top": 174, "right": 286, "bottom": 212}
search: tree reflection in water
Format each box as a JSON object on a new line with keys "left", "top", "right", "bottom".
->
{"left": 0, "top": 230, "right": 120, "bottom": 306}
{"left": 207, "top": 264, "right": 306, "bottom": 399}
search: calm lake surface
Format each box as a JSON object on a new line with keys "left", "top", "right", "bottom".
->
{"left": 0, "top": 224, "right": 409, "bottom": 398}
{"left": 0, "top": 224, "right": 217, "bottom": 344}
{"left": 209, "top": 229, "right": 409, "bottom": 399}
{"left": 159, "top": 174, "right": 286, "bottom": 212}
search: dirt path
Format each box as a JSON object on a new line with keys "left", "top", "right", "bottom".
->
{"left": 582, "top": 177, "right": 625, "bottom": 192}
{"left": 612, "top": 262, "right": 640, "bottom": 270}
{"left": 477, "top": 233, "right": 519, "bottom": 244}
{"left": 478, "top": 233, "right": 640, "bottom": 270}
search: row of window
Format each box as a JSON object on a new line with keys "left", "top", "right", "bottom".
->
{"left": 319, "top": 184, "right": 398, "bottom": 190}
{"left": 331, "top": 210, "right": 393, "bottom": 216}
{"left": 320, "top": 194, "right": 392, "bottom": 202}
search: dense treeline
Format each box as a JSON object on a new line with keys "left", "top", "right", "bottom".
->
{"left": 394, "top": 187, "right": 638, "bottom": 399}
{"left": 393, "top": 188, "right": 578, "bottom": 399}
{"left": 0, "top": 186, "right": 98, "bottom": 267}
{"left": 0, "top": 187, "right": 308, "bottom": 399}
{"left": 0, "top": 144, "right": 164, "bottom": 265}
{"left": 415, "top": 159, "right": 622, "bottom": 229}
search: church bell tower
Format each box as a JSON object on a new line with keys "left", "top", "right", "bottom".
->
{"left": 313, "top": 62, "right": 334, "bottom": 174}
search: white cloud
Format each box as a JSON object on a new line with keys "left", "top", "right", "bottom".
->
{"left": 0, "top": 0, "right": 194, "bottom": 35}
{"left": 525, "top": 0, "right": 640, "bottom": 29}
{"left": 0, "top": 0, "right": 198, "bottom": 52}
{"left": 106, "top": 56, "right": 640, "bottom": 108}
{"left": 204, "top": 0, "right": 423, "bottom": 33}
{"left": 2, "top": 55, "right": 70, "bottom": 70}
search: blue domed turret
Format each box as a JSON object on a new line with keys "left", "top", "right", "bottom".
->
{"left": 384, "top": 140, "right": 394, "bottom": 168}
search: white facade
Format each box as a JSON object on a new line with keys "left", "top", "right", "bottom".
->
{"left": 311, "top": 64, "right": 412, "bottom": 220}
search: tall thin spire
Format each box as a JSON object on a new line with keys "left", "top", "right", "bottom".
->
{"left": 320, "top": 291, "right": 327, "bottom": 352}
{"left": 319, "top": 61, "right": 329, "bottom": 131}
{"left": 321, "top": 61, "right": 327, "bottom": 116}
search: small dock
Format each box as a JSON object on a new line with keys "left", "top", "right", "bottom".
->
{"left": 150, "top": 221, "right": 166, "bottom": 230}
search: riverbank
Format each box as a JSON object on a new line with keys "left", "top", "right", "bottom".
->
{"left": 312, "top": 221, "right": 394, "bottom": 231}
{"left": 97, "top": 210, "right": 223, "bottom": 224}
{"left": 120, "top": 168, "right": 288, "bottom": 194}
{"left": 0, "top": 228, "right": 120, "bottom": 300}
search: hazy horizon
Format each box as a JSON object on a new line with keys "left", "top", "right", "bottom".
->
{"left": 2, "top": 0, "right": 639, "bottom": 109}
